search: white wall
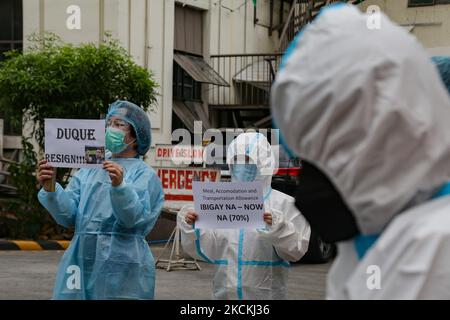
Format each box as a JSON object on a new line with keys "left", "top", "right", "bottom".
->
{"left": 359, "top": 0, "right": 450, "bottom": 51}
{"left": 208, "top": 0, "right": 279, "bottom": 55}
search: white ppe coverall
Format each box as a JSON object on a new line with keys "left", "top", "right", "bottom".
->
{"left": 177, "top": 133, "right": 311, "bottom": 300}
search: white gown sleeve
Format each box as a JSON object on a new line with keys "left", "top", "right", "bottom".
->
{"left": 177, "top": 204, "right": 222, "bottom": 263}
{"left": 258, "top": 197, "right": 311, "bottom": 262}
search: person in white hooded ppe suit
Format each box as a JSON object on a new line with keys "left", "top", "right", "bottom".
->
{"left": 177, "top": 132, "right": 311, "bottom": 300}
{"left": 271, "top": 3, "right": 450, "bottom": 299}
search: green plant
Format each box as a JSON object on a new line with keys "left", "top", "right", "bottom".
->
{"left": 0, "top": 32, "right": 158, "bottom": 147}
{"left": 0, "top": 33, "right": 159, "bottom": 239}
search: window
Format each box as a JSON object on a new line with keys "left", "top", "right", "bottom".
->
{"left": 0, "top": 0, "right": 23, "bottom": 61}
{"left": 171, "top": 5, "right": 227, "bottom": 130}
{"left": 173, "top": 62, "right": 202, "bottom": 102}
{"left": 0, "top": 0, "right": 23, "bottom": 136}
{"left": 408, "top": 0, "right": 450, "bottom": 7}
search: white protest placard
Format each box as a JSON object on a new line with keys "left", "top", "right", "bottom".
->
{"left": 192, "top": 181, "right": 265, "bottom": 229}
{"left": 45, "top": 119, "right": 106, "bottom": 168}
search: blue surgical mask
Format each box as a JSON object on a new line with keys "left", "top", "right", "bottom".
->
{"left": 106, "top": 127, "right": 134, "bottom": 154}
{"left": 231, "top": 164, "right": 258, "bottom": 182}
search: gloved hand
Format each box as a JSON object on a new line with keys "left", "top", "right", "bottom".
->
{"left": 263, "top": 212, "right": 273, "bottom": 226}
{"left": 259, "top": 209, "right": 284, "bottom": 233}
{"left": 185, "top": 210, "right": 198, "bottom": 225}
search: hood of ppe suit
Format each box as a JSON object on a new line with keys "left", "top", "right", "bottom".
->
{"left": 227, "top": 133, "right": 276, "bottom": 195}
{"left": 271, "top": 4, "right": 450, "bottom": 235}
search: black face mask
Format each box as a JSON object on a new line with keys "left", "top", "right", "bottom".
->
{"left": 295, "top": 161, "right": 360, "bottom": 243}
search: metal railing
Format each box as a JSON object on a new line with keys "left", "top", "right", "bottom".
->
{"left": 277, "top": 0, "right": 365, "bottom": 53}
{"left": 208, "top": 53, "right": 283, "bottom": 107}
{"left": 207, "top": 1, "right": 366, "bottom": 108}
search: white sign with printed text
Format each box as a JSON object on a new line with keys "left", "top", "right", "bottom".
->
{"left": 45, "top": 119, "right": 106, "bottom": 168}
{"left": 192, "top": 181, "right": 265, "bottom": 229}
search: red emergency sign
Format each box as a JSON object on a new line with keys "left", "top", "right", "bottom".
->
{"left": 156, "top": 167, "right": 221, "bottom": 203}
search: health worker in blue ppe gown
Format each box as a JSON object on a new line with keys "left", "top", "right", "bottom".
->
{"left": 37, "top": 100, "right": 164, "bottom": 300}
{"left": 177, "top": 132, "right": 311, "bottom": 300}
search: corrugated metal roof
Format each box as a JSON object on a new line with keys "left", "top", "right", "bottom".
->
{"left": 173, "top": 100, "right": 210, "bottom": 133}
{"left": 174, "top": 53, "right": 229, "bottom": 87}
